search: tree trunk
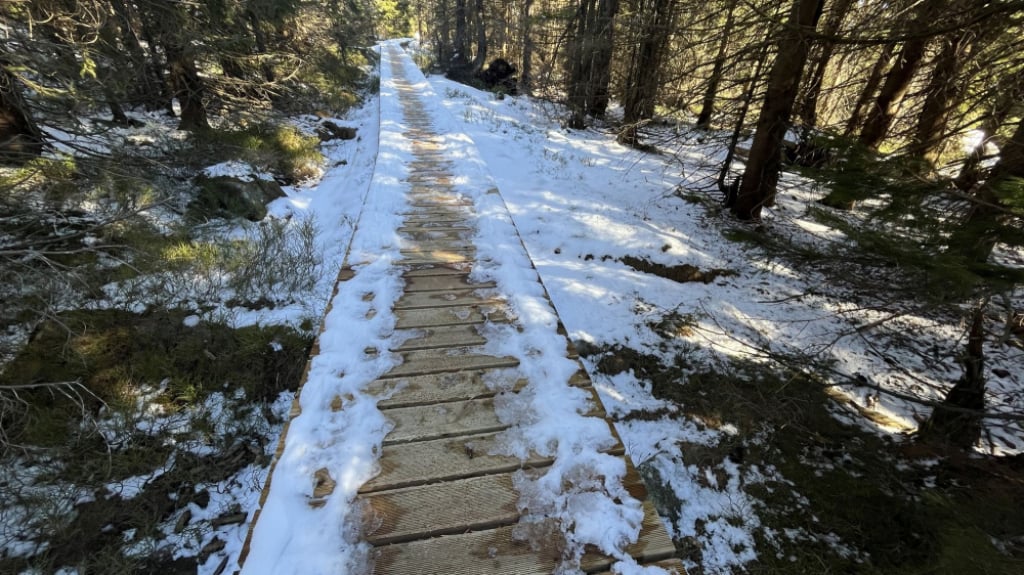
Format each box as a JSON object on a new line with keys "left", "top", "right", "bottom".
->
{"left": 621, "top": 0, "right": 676, "bottom": 125}
{"left": 955, "top": 74, "right": 1021, "bottom": 191}
{"left": 520, "top": 0, "right": 534, "bottom": 94}
{"left": 732, "top": 0, "right": 825, "bottom": 221}
{"left": 909, "top": 30, "right": 970, "bottom": 164}
{"left": 165, "top": 42, "right": 210, "bottom": 131}
{"left": 843, "top": 42, "right": 895, "bottom": 137}
{"left": 918, "top": 306, "right": 986, "bottom": 449}
{"left": 566, "top": 0, "right": 619, "bottom": 128}
{"left": 0, "top": 50, "right": 43, "bottom": 163}
{"left": 471, "top": 0, "right": 488, "bottom": 72}
{"left": 857, "top": 0, "right": 944, "bottom": 150}
{"left": 453, "top": 0, "right": 470, "bottom": 67}
{"left": 695, "top": 0, "right": 738, "bottom": 130}
{"left": 794, "top": 0, "right": 854, "bottom": 129}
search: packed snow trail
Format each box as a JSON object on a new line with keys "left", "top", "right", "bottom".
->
{"left": 238, "top": 42, "right": 682, "bottom": 574}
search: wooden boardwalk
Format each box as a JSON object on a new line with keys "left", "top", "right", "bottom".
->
{"left": 243, "top": 45, "right": 682, "bottom": 574}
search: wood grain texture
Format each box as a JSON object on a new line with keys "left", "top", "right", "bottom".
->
{"left": 381, "top": 347, "right": 520, "bottom": 378}
{"left": 393, "top": 324, "right": 488, "bottom": 351}
{"left": 394, "top": 304, "right": 510, "bottom": 329}
{"left": 382, "top": 397, "right": 507, "bottom": 445}
{"left": 366, "top": 369, "right": 525, "bottom": 408}
{"left": 395, "top": 289, "right": 502, "bottom": 310}
{"left": 404, "top": 273, "right": 494, "bottom": 292}
{"left": 362, "top": 473, "right": 521, "bottom": 545}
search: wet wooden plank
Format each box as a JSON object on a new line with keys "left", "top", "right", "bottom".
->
{"left": 395, "top": 289, "right": 500, "bottom": 310}
{"left": 382, "top": 397, "right": 506, "bottom": 445}
{"left": 360, "top": 432, "right": 551, "bottom": 493}
{"left": 393, "top": 324, "right": 488, "bottom": 351}
{"left": 591, "top": 559, "right": 685, "bottom": 574}
{"left": 401, "top": 262, "right": 474, "bottom": 277}
{"left": 361, "top": 431, "right": 628, "bottom": 494}
{"left": 394, "top": 305, "right": 510, "bottom": 329}
{"left": 399, "top": 251, "right": 475, "bottom": 265}
{"left": 404, "top": 273, "right": 494, "bottom": 292}
{"left": 362, "top": 473, "right": 520, "bottom": 546}
{"left": 381, "top": 347, "right": 520, "bottom": 378}
{"left": 367, "top": 369, "right": 522, "bottom": 408}
{"left": 400, "top": 239, "right": 476, "bottom": 252}
{"left": 370, "top": 499, "right": 675, "bottom": 574}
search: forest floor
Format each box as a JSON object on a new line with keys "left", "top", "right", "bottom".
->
{"left": 1, "top": 40, "right": 1023, "bottom": 574}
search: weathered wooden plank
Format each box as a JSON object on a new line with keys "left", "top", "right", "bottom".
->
{"left": 404, "top": 273, "right": 493, "bottom": 292}
{"left": 382, "top": 347, "right": 520, "bottom": 378}
{"left": 401, "top": 262, "right": 474, "bottom": 277}
{"left": 360, "top": 432, "right": 551, "bottom": 493}
{"left": 399, "top": 251, "right": 475, "bottom": 265}
{"left": 394, "top": 305, "right": 510, "bottom": 329}
{"left": 398, "top": 225, "right": 473, "bottom": 234}
{"left": 370, "top": 499, "right": 676, "bottom": 574}
{"left": 362, "top": 473, "right": 520, "bottom": 546}
{"left": 399, "top": 239, "right": 476, "bottom": 252}
{"left": 403, "top": 211, "right": 469, "bottom": 223}
{"left": 393, "top": 324, "right": 488, "bottom": 351}
{"left": 590, "top": 559, "right": 686, "bottom": 574}
{"left": 382, "top": 397, "right": 506, "bottom": 445}
{"left": 395, "top": 289, "right": 499, "bottom": 310}
{"left": 367, "top": 369, "right": 524, "bottom": 408}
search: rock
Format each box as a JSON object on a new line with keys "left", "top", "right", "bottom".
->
{"left": 191, "top": 175, "right": 285, "bottom": 221}
{"left": 316, "top": 120, "right": 357, "bottom": 141}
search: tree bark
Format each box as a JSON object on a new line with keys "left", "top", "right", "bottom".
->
{"left": 520, "top": 0, "right": 534, "bottom": 94}
{"left": 843, "top": 42, "right": 895, "bottom": 137}
{"left": 794, "top": 0, "right": 854, "bottom": 129}
{"left": 857, "top": 0, "right": 945, "bottom": 150}
{"left": 471, "top": 0, "right": 488, "bottom": 72}
{"left": 164, "top": 41, "right": 210, "bottom": 131}
{"left": 453, "top": 0, "right": 470, "bottom": 67}
{"left": 909, "top": 30, "right": 970, "bottom": 164}
{"left": 621, "top": 0, "right": 676, "bottom": 125}
{"left": 732, "top": 0, "right": 825, "bottom": 221}
{"left": 695, "top": 0, "right": 738, "bottom": 130}
{"left": 566, "top": 0, "right": 619, "bottom": 128}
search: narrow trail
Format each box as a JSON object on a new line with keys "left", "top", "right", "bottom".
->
{"left": 240, "top": 44, "right": 681, "bottom": 574}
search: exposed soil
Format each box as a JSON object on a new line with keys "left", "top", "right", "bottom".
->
{"left": 619, "top": 255, "right": 736, "bottom": 284}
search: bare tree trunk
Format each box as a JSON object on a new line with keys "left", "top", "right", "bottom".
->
{"left": 566, "top": 0, "right": 619, "bottom": 128}
{"left": 453, "top": 0, "right": 470, "bottom": 67}
{"left": 795, "top": 0, "right": 854, "bottom": 129}
{"left": 732, "top": 0, "right": 825, "bottom": 221}
{"left": 471, "top": 0, "right": 488, "bottom": 72}
{"left": 857, "top": 0, "right": 945, "bottom": 150}
{"left": 843, "top": 42, "right": 894, "bottom": 137}
{"left": 695, "top": 0, "right": 738, "bottom": 130}
{"left": 165, "top": 42, "right": 210, "bottom": 131}
{"left": 520, "top": 0, "right": 534, "bottom": 94}
{"left": 621, "top": 0, "right": 676, "bottom": 126}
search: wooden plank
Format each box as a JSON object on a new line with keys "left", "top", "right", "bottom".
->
{"left": 399, "top": 251, "right": 475, "bottom": 265}
{"left": 381, "top": 347, "right": 520, "bottom": 378}
{"left": 401, "top": 262, "right": 474, "bottom": 277}
{"left": 382, "top": 397, "right": 506, "bottom": 445}
{"left": 404, "top": 273, "right": 493, "bottom": 292}
{"left": 399, "top": 239, "right": 476, "bottom": 252}
{"left": 590, "top": 559, "right": 685, "bottom": 574}
{"left": 580, "top": 499, "right": 678, "bottom": 568}
{"left": 366, "top": 369, "right": 524, "bottom": 408}
{"left": 393, "top": 324, "right": 488, "bottom": 351}
{"left": 361, "top": 431, "right": 628, "bottom": 493}
{"left": 371, "top": 498, "right": 676, "bottom": 575}
{"left": 402, "top": 212, "right": 469, "bottom": 224}
{"left": 360, "top": 432, "right": 552, "bottom": 493}
{"left": 395, "top": 289, "right": 500, "bottom": 310}
{"left": 361, "top": 473, "right": 520, "bottom": 546}
{"left": 394, "top": 305, "right": 510, "bottom": 329}
{"left": 398, "top": 225, "right": 473, "bottom": 234}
